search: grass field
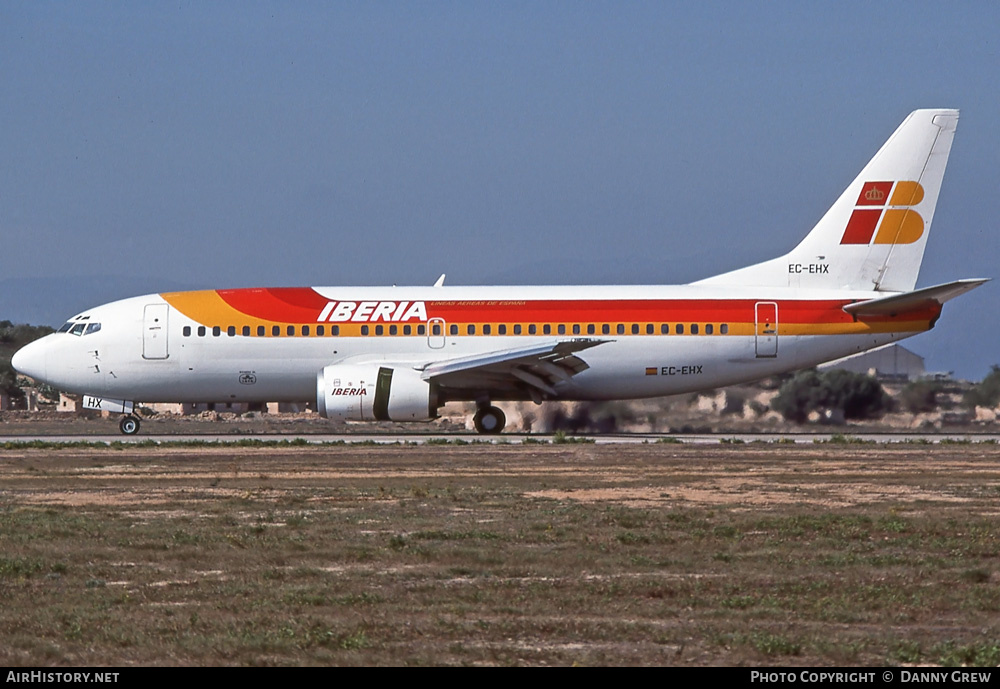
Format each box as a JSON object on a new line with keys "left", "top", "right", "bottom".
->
{"left": 1, "top": 441, "right": 999, "bottom": 666}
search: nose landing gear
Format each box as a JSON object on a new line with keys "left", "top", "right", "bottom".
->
{"left": 119, "top": 414, "right": 141, "bottom": 435}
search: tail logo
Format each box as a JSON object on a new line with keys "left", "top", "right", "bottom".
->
{"left": 864, "top": 187, "right": 885, "bottom": 202}
{"left": 840, "top": 181, "right": 925, "bottom": 245}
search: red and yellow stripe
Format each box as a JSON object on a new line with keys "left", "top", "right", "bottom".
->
{"left": 161, "top": 289, "right": 940, "bottom": 338}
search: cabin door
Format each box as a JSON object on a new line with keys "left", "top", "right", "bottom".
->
{"left": 143, "top": 304, "right": 170, "bottom": 360}
{"left": 754, "top": 302, "right": 778, "bottom": 358}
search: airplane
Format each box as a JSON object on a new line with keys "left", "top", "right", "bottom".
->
{"left": 12, "top": 108, "right": 987, "bottom": 435}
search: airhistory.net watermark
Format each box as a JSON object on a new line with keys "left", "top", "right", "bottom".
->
{"left": 6, "top": 673, "right": 119, "bottom": 683}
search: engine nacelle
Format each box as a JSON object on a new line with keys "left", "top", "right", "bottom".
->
{"left": 316, "top": 364, "right": 438, "bottom": 421}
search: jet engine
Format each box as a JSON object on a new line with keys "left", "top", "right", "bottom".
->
{"left": 316, "top": 364, "right": 439, "bottom": 421}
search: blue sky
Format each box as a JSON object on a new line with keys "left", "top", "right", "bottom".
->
{"left": 2, "top": 2, "right": 997, "bottom": 378}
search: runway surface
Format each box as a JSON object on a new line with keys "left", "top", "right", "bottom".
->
{"left": 2, "top": 431, "right": 1000, "bottom": 444}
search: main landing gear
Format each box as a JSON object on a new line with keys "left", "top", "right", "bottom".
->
{"left": 473, "top": 405, "right": 506, "bottom": 434}
{"left": 119, "top": 414, "right": 141, "bottom": 435}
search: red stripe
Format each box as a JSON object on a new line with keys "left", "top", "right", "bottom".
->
{"left": 426, "top": 299, "right": 858, "bottom": 324}
{"left": 204, "top": 290, "right": 940, "bottom": 326}
{"left": 217, "top": 288, "right": 328, "bottom": 322}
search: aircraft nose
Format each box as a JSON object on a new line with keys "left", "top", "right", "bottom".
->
{"left": 11, "top": 340, "right": 47, "bottom": 383}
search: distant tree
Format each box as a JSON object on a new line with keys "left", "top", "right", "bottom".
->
{"left": 0, "top": 322, "right": 56, "bottom": 407}
{"left": 772, "top": 369, "right": 891, "bottom": 423}
{"left": 0, "top": 361, "right": 25, "bottom": 404}
{"left": 824, "top": 369, "right": 892, "bottom": 419}
{"left": 899, "top": 380, "right": 944, "bottom": 413}
{"left": 771, "top": 370, "right": 830, "bottom": 423}
{"left": 964, "top": 366, "right": 1000, "bottom": 409}
{"left": 0, "top": 322, "right": 54, "bottom": 349}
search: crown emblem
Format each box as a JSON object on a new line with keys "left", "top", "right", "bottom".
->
{"left": 864, "top": 187, "right": 885, "bottom": 202}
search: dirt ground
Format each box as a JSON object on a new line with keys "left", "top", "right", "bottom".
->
{"left": 2, "top": 441, "right": 999, "bottom": 666}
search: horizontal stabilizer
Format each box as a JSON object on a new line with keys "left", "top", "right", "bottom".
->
{"left": 843, "top": 279, "right": 988, "bottom": 318}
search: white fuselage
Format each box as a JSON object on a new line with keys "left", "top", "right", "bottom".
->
{"left": 14, "top": 283, "right": 926, "bottom": 408}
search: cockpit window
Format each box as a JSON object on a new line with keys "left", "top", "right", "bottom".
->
{"left": 64, "top": 322, "right": 101, "bottom": 336}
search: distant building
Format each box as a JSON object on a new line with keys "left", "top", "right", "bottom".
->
{"left": 146, "top": 402, "right": 185, "bottom": 414}
{"left": 57, "top": 393, "right": 81, "bottom": 413}
{"left": 144, "top": 401, "right": 313, "bottom": 415}
{"left": 182, "top": 402, "right": 251, "bottom": 414}
{"left": 19, "top": 387, "right": 42, "bottom": 411}
{"left": 820, "top": 344, "right": 926, "bottom": 381}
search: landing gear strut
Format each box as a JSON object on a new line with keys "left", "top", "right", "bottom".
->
{"left": 119, "top": 415, "right": 141, "bottom": 435}
{"left": 473, "top": 405, "right": 506, "bottom": 434}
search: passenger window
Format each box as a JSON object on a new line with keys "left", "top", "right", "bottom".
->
{"left": 198, "top": 326, "right": 206, "bottom": 337}
{"left": 402, "top": 325, "right": 410, "bottom": 335}
{"left": 617, "top": 324, "right": 625, "bottom": 335}
{"left": 390, "top": 325, "right": 398, "bottom": 335}
{"left": 483, "top": 324, "right": 491, "bottom": 335}
{"left": 646, "top": 324, "right": 654, "bottom": 335}
{"left": 721, "top": 324, "right": 729, "bottom": 334}
{"left": 287, "top": 325, "right": 295, "bottom": 336}
{"left": 257, "top": 325, "right": 265, "bottom": 336}
{"left": 213, "top": 326, "right": 221, "bottom": 337}
{"left": 449, "top": 324, "right": 457, "bottom": 336}
{"left": 514, "top": 324, "right": 522, "bottom": 335}
{"left": 676, "top": 324, "right": 684, "bottom": 334}
{"left": 705, "top": 324, "right": 714, "bottom": 335}
{"left": 226, "top": 326, "right": 235, "bottom": 336}
{"left": 417, "top": 325, "right": 425, "bottom": 335}
{"left": 302, "top": 325, "right": 310, "bottom": 336}
{"left": 467, "top": 324, "right": 475, "bottom": 335}
{"left": 631, "top": 324, "right": 639, "bottom": 335}
{"left": 376, "top": 325, "right": 384, "bottom": 335}
{"left": 317, "top": 325, "right": 325, "bottom": 336}
{"left": 332, "top": 325, "right": 340, "bottom": 336}
{"left": 272, "top": 325, "right": 280, "bottom": 336}
{"left": 432, "top": 324, "right": 441, "bottom": 336}
{"left": 242, "top": 326, "right": 251, "bottom": 336}
{"left": 571, "top": 325, "right": 579, "bottom": 335}
{"left": 691, "top": 324, "right": 699, "bottom": 335}
{"left": 557, "top": 325, "right": 566, "bottom": 335}
{"left": 498, "top": 324, "right": 507, "bottom": 335}
{"left": 661, "top": 324, "right": 669, "bottom": 334}
{"left": 602, "top": 324, "right": 610, "bottom": 335}
{"left": 362, "top": 325, "right": 370, "bottom": 335}
{"left": 183, "top": 326, "right": 191, "bottom": 337}
{"left": 587, "top": 324, "right": 595, "bottom": 335}
{"left": 543, "top": 325, "right": 551, "bottom": 335}
{"left": 529, "top": 324, "right": 536, "bottom": 335}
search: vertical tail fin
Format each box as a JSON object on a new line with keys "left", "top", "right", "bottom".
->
{"left": 696, "top": 109, "right": 959, "bottom": 292}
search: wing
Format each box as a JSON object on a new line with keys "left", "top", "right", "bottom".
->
{"left": 416, "top": 339, "right": 610, "bottom": 401}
